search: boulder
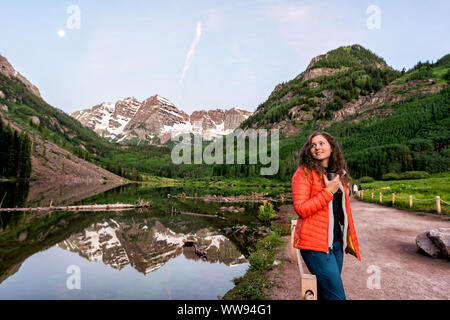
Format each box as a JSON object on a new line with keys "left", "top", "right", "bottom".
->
{"left": 416, "top": 231, "right": 440, "bottom": 258}
{"left": 30, "top": 116, "right": 40, "bottom": 126}
{"left": 416, "top": 228, "right": 450, "bottom": 259}
{"left": 427, "top": 228, "right": 450, "bottom": 259}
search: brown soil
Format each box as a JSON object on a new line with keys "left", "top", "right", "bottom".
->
{"left": 265, "top": 198, "right": 450, "bottom": 300}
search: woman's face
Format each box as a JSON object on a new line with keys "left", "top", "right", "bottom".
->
{"left": 310, "top": 134, "right": 332, "bottom": 166}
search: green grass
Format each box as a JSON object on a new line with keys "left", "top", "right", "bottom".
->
{"left": 355, "top": 171, "right": 450, "bottom": 215}
{"left": 221, "top": 231, "right": 284, "bottom": 300}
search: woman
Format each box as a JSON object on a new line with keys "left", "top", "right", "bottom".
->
{"left": 292, "top": 131, "right": 361, "bottom": 300}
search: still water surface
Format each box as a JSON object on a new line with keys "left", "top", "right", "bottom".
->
{"left": 0, "top": 183, "right": 277, "bottom": 299}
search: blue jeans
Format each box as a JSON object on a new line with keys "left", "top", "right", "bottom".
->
{"left": 300, "top": 240, "right": 346, "bottom": 300}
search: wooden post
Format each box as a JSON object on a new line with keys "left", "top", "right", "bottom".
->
{"left": 371, "top": 193, "right": 374, "bottom": 200}
{"left": 291, "top": 219, "right": 317, "bottom": 300}
{"left": 361, "top": 190, "right": 364, "bottom": 199}
{"left": 392, "top": 193, "right": 395, "bottom": 205}
{"left": 436, "top": 196, "right": 441, "bottom": 214}
{"left": 291, "top": 220, "right": 297, "bottom": 264}
{"left": 409, "top": 195, "right": 413, "bottom": 208}
{"left": 379, "top": 192, "right": 382, "bottom": 203}
{"left": 295, "top": 249, "right": 317, "bottom": 300}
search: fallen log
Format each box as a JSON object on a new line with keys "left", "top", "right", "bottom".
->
{"left": 170, "top": 207, "right": 226, "bottom": 219}
{"left": 0, "top": 202, "right": 151, "bottom": 213}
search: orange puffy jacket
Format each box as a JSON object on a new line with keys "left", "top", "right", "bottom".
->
{"left": 292, "top": 166, "right": 361, "bottom": 261}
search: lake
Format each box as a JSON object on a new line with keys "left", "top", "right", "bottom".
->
{"left": 0, "top": 183, "right": 280, "bottom": 299}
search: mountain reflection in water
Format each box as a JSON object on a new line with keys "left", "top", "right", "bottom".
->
{"left": 0, "top": 183, "right": 274, "bottom": 299}
{"left": 0, "top": 208, "right": 252, "bottom": 299}
{"left": 57, "top": 217, "right": 247, "bottom": 275}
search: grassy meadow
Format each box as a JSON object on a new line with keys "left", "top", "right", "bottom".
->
{"left": 354, "top": 171, "right": 450, "bottom": 215}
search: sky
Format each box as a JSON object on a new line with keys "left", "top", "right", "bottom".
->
{"left": 0, "top": 0, "right": 449, "bottom": 115}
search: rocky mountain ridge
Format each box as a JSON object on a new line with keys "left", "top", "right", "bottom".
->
{"left": 71, "top": 95, "right": 253, "bottom": 144}
{"left": 0, "top": 55, "right": 41, "bottom": 99}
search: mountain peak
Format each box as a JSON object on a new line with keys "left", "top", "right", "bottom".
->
{"left": 243, "top": 44, "right": 409, "bottom": 134}
{"left": 120, "top": 96, "right": 139, "bottom": 103}
{"left": 296, "top": 44, "right": 391, "bottom": 83}
{"left": 143, "top": 94, "right": 175, "bottom": 107}
{"left": 305, "top": 44, "right": 389, "bottom": 71}
{"left": 0, "top": 54, "right": 42, "bottom": 98}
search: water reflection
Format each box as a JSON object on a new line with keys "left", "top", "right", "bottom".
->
{"left": 0, "top": 179, "right": 124, "bottom": 209}
{"left": 0, "top": 182, "right": 29, "bottom": 208}
{"left": 26, "top": 180, "right": 124, "bottom": 208}
{"left": 57, "top": 216, "right": 247, "bottom": 275}
{"left": 0, "top": 183, "right": 276, "bottom": 299}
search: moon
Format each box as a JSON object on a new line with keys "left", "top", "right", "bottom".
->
{"left": 57, "top": 30, "right": 65, "bottom": 37}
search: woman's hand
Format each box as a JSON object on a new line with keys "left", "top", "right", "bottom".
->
{"left": 324, "top": 174, "right": 340, "bottom": 194}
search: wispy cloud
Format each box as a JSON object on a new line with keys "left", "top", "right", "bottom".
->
{"left": 180, "top": 21, "right": 202, "bottom": 86}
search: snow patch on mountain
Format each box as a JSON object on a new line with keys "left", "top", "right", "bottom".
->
{"left": 70, "top": 94, "right": 253, "bottom": 145}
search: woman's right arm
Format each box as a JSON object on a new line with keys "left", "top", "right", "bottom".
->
{"left": 292, "top": 167, "right": 333, "bottom": 219}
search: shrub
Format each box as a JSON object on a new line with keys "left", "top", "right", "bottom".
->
{"left": 359, "top": 176, "right": 374, "bottom": 183}
{"left": 444, "top": 69, "right": 450, "bottom": 81}
{"left": 257, "top": 201, "right": 276, "bottom": 224}
{"left": 255, "top": 231, "right": 284, "bottom": 251}
{"left": 381, "top": 172, "right": 399, "bottom": 181}
{"left": 398, "top": 171, "right": 431, "bottom": 180}
{"left": 248, "top": 250, "right": 273, "bottom": 272}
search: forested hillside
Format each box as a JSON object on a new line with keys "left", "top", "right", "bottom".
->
{"left": 240, "top": 45, "right": 401, "bottom": 129}
{"left": 0, "top": 73, "right": 169, "bottom": 181}
{"left": 0, "top": 119, "right": 31, "bottom": 179}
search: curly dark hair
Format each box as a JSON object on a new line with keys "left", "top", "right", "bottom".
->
{"left": 298, "top": 131, "right": 352, "bottom": 186}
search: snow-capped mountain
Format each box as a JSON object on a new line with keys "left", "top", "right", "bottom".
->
{"left": 70, "top": 94, "right": 253, "bottom": 144}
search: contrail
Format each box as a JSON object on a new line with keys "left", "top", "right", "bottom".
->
{"left": 180, "top": 21, "right": 202, "bottom": 86}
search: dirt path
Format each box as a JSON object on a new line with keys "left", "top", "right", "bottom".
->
{"left": 266, "top": 198, "right": 450, "bottom": 300}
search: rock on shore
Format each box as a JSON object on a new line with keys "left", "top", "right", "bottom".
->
{"left": 416, "top": 228, "right": 450, "bottom": 259}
